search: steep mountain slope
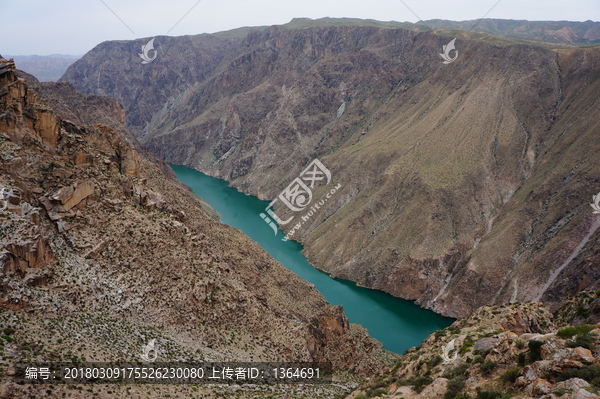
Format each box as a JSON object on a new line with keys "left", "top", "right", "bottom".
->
{"left": 59, "top": 34, "right": 241, "bottom": 142}
{"left": 0, "top": 59, "right": 385, "bottom": 398}
{"left": 60, "top": 24, "right": 600, "bottom": 318}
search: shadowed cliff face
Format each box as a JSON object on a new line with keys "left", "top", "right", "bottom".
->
{"left": 61, "top": 25, "right": 600, "bottom": 318}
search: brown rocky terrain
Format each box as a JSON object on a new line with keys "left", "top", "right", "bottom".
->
{"left": 349, "top": 301, "right": 600, "bottom": 399}
{"left": 61, "top": 22, "right": 600, "bottom": 319}
{"left": 0, "top": 58, "right": 387, "bottom": 398}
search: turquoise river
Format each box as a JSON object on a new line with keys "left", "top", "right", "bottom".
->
{"left": 172, "top": 164, "right": 454, "bottom": 354}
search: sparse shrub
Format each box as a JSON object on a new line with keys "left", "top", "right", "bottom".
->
{"left": 473, "top": 348, "right": 492, "bottom": 357}
{"left": 501, "top": 366, "right": 521, "bottom": 383}
{"left": 553, "top": 387, "right": 571, "bottom": 396}
{"left": 40, "top": 162, "right": 58, "bottom": 173}
{"left": 515, "top": 339, "right": 526, "bottom": 349}
{"left": 427, "top": 355, "right": 443, "bottom": 369}
{"left": 391, "top": 359, "right": 403, "bottom": 374}
{"left": 479, "top": 360, "right": 497, "bottom": 375}
{"left": 444, "top": 376, "right": 466, "bottom": 399}
{"left": 410, "top": 375, "right": 434, "bottom": 393}
{"left": 557, "top": 325, "right": 595, "bottom": 339}
{"left": 443, "top": 363, "right": 470, "bottom": 379}
{"left": 567, "top": 334, "right": 596, "bottom": 350}
{"left": 576, "top": 306, "right": 590, "bottom": 318}
{"left": 528, "top": 340, "right": 544, "bottom": 362}
{"left": 448, "top": 326, "right": 460, "bottom": 334}
{"left": 460, "top": 340, "right": 475, "bottom": 354}
{"left": 366, "top": 388, "right": 387, "bottom": 397}
{"left": 558, "top": 365, "right": 600, "bottom": 386}
{"left": 473, "top": 355, "right": 484, "bottom": 364}
{"left": 475, "top": 389, "right": 510, "bottom": 399}
{"left": 436, "top": 329, "right": 448, "bottom": 338}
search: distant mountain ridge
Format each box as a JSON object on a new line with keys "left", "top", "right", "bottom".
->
{"left": 10, "top": 17, "right": 599, "bottom": 82}
{"left": 6, "top": 54, "right": 80, "bottom": 82}
{"left": 216, "top": 17, "right": 600, "bottom": 46}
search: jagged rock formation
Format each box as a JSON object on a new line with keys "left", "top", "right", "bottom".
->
{"left": 350, "top": 302, "right": 600, "bottom": 399}
{"left": 61, "top": 23, "right": 600, "bottom": 319}
{"left": 0, "top": 58, "right": 385, "bottom": 398}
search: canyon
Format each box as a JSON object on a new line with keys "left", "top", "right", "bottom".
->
{"left": 0, "top": 57, "right": 386, "bottom": 398}
{"left": 60, "top": 19, "right": 600, "bottom": 318}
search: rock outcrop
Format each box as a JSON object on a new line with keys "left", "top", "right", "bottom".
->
{"left": 350, "top": 302, "right": 600, "bottom": 399}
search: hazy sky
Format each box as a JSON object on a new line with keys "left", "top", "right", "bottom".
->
{"left": 2, "top": 0, "right": 599, "bottom": 55}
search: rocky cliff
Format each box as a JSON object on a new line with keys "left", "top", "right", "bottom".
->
{"left": 0, "top": 58, "right": 385, "bottom": 398}
{"left": 60, "top": 23, "right": 600, "bottom": 319}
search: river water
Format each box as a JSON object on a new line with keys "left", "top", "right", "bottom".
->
{"left": 172, "top": 164, "right": 454, "bottom": 354}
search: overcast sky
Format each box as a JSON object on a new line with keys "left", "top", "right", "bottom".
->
{"left": 2, "top": 0, "right": 599, "bottom": 55}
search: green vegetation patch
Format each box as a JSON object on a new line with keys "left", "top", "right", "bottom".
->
{"left": 443, "top": 362, "right": 470, "bottom": 379}
{"left": 474, "top": 389, "right": 513, "bottom": 399}
{"left": 409, "top": 375, "right": 434, "bottom": 393}
{"left": 558, "top": 365, "right": 600, "bottom": 387}
{"left": 567, "top": 334, "right": 596, "bottom": 350}
{"left": 444, "top": 376, "right": 466, "bottom": 399}
{"left": 518, "top": 340, "right": 544, "bottom": 366}
{"left": 556, "top": 325, "right": 596, "bottom": 339}
{"left": 501, "top": 367, "right": 521, "bottom": 383}
{"left": 479, "top": 360, "right": 497, "bottom": 375}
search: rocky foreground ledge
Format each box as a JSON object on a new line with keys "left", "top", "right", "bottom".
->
{"left": 350, "top": 299, "right": 600, "bottom": 399}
